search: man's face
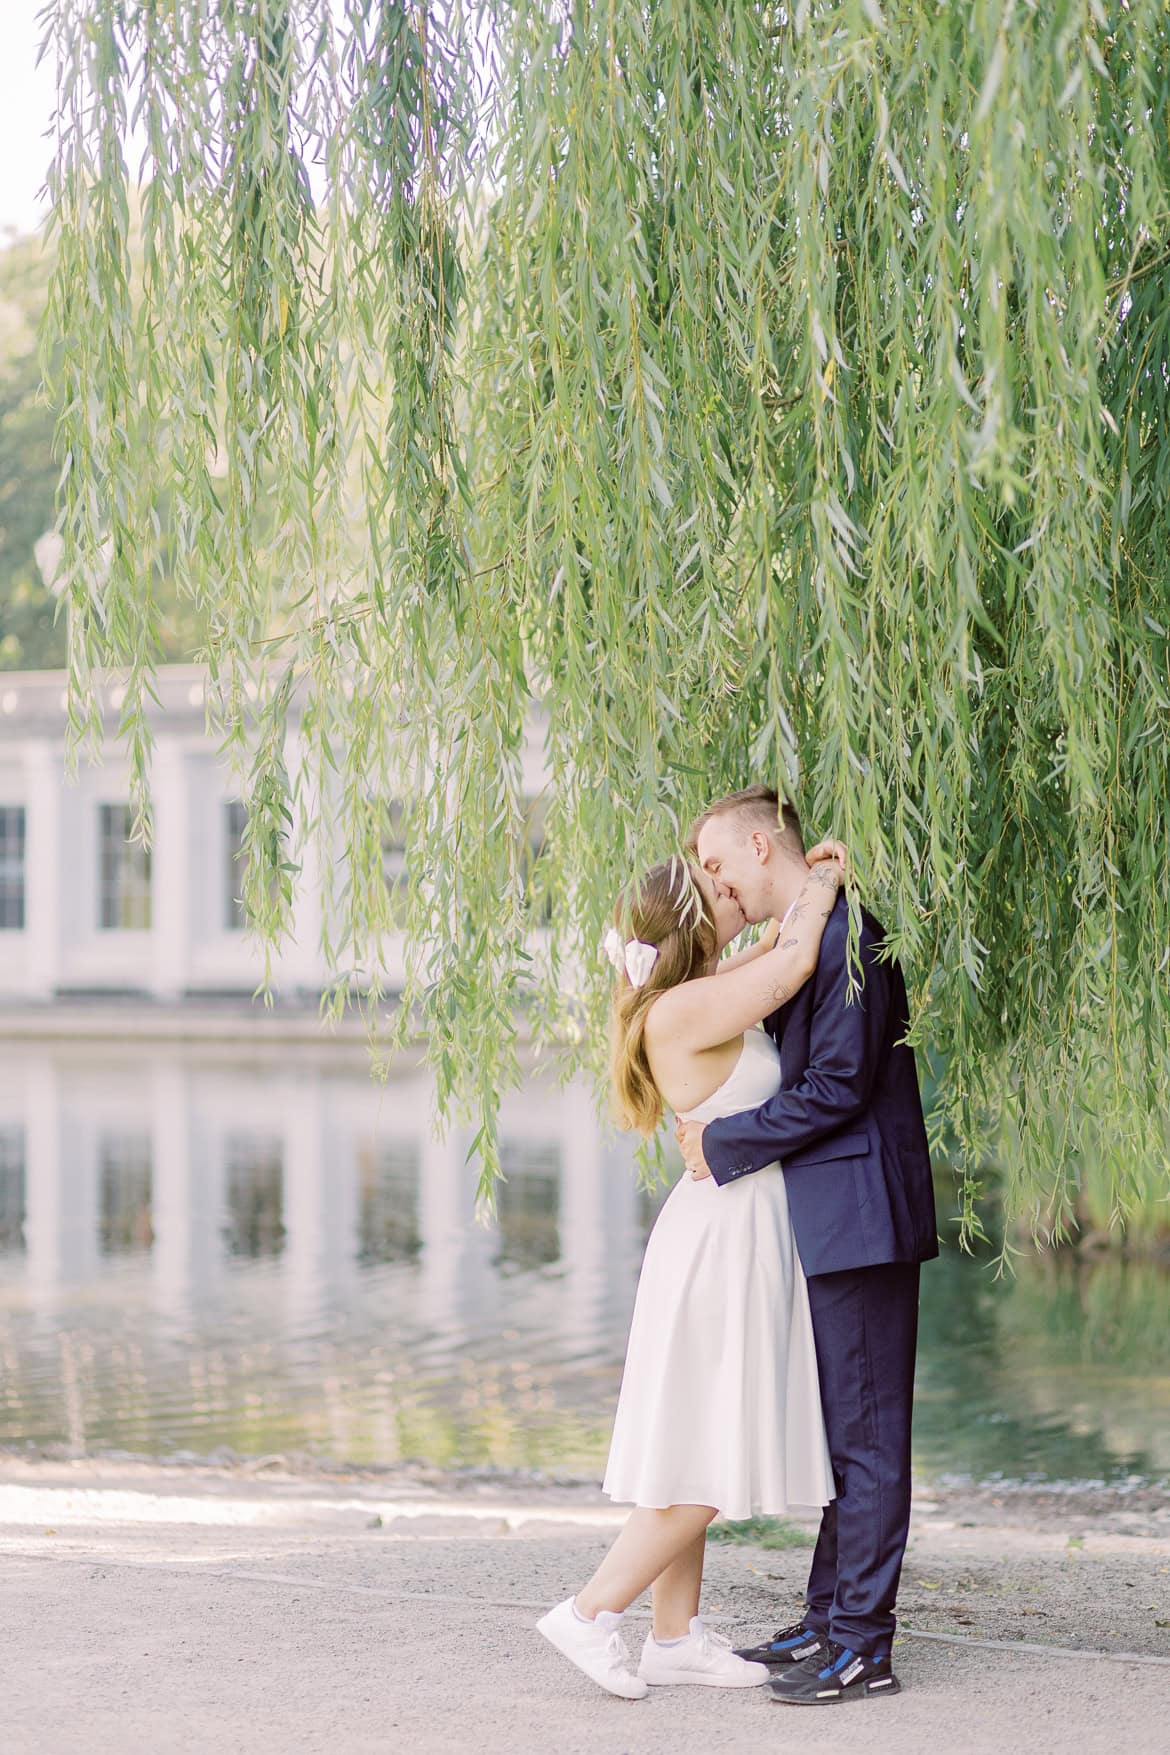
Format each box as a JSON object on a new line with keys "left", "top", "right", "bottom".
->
{"left": 694, "top": 864, "right": 746, "bottom": 951}
{"left": 696, "top": 815, "right": 773, "bottom": 926}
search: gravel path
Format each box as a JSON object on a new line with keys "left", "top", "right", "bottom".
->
{"left": 0, "top": 1463, "right": 1166, "bottom": 1754}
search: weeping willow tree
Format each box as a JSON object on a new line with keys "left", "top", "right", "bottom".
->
{"left": 40, "top": 0, "right": 1170, "bottom": 1236}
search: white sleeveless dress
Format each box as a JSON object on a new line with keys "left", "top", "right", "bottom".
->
{"left": 602, "top": 1027, "right": 834, "bottom": 1521}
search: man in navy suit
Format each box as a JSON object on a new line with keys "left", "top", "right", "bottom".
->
{"left": 676, "top": 785, "right": 937, "bottom": 1705}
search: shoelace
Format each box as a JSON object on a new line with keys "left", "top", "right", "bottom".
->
{"left": 694, "top": 1624, "right": 733, "bottom": 1659}
{"left": 604, "top": 1628, "right": 633, "bottom": 1670}
{"left": 770, "top": 1621, "right": 810, "bottom": 1644}
{"left": 817, "top": 1640, "right": 851, "bottom": 1677}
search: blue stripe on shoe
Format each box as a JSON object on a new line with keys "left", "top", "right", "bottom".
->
{"left": 819, "top": 1648, "right": 855, "bottom": 1679}
{"left": 769, "top": 1633, "right": 810, "bottom": 1650}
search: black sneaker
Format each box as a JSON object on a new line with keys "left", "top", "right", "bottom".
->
{"left": 733, "top": 1621, "right": 829, "bottom": 1667}
{"left": 769, "top": 1640, "right": 901, "bottom": 1704}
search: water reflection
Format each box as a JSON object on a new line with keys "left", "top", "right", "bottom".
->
{"left": 494, "top": 1142, "right": 562, "bottom": 1273}
{"left": 0, "top": 1037, "right": 1165, "bottom": 1484}
{"left": 99, "top": 1131, "right": 153, "bottom": 1255}
{"left": 0, "top": 1125, "right": 25, "bottom": 1251}
{"left": 224, "top": 1133, "right": 285, "bottom": 1259}
{"left": 357, "top": 1140, "right": 422, "bottom": 1265}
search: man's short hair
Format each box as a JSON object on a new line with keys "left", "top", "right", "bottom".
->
{"left": 685, "top": 784, "right": 804, "bottom": 858}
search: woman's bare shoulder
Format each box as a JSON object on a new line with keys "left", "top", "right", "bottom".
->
{"left": 643, "top": 974, "right": 716, "bottom": 1047}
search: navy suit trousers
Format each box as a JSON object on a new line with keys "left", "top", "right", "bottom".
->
{"left": 802, "top": 1260, "right": 920, "bottom": 1658}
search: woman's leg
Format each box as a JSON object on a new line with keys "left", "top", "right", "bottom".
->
{"left": 575, "top": 1504, "right": 717, "bottom": 1622}
{"left": 649, "top": 1526, "right": 708, "bottom": 1640}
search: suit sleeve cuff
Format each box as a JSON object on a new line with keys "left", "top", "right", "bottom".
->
{"left": 702, "top": 1119, "right": 753, "bottom": 1187}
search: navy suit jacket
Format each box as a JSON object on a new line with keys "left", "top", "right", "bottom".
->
{"left": 703, "top": 891, "right": 938, "bottom": 1277}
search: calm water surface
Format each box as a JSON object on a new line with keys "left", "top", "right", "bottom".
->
{"left": 0, "top": 1038, "right": 1166, "bottom": 1486}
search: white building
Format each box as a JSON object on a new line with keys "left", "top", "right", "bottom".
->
{"left": 0, "top": 672, "right": 655, "bottom": 1471}
{"left": 0, "top": 666, "right": 549, "bottom": 1004}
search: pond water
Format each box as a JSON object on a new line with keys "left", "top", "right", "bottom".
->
{"left": 0, "top": 1037, "right": 1166, "bottom": 1487}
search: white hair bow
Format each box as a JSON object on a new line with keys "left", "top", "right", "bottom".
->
{"left": 601, "top": 925, "right": 660, "bottom": 988}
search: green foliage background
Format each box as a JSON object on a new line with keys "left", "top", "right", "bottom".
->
{"left": 0, "top": 231, "right": 207, "bottom": 670}
{"left": 0, "top": 235, "right": 60, "bottom": 669}
{"left": 36, "top": 0, "right": 1170, "bottom": 1231}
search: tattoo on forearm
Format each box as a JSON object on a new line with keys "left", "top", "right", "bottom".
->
{"left": 768, "top": 869, "right": 842, "bottom": 1003}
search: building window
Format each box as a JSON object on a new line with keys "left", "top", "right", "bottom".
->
{"left": 357, "top": 1138, "right": 421, "bottom": 1264}
{"left": 521, "top": 794, "right": 553, "bottom": 925}
{"left": 0, "top": 1127, "right": 25, "bottom": 1252}
{"left": 222, "top": 1132, "right": 285, "bottom": 1258}
{"left": 0, "top": 807, "right": 25, "bottom": 930}
{"left": 493, "top": 1139, "right": 561, "bottom": 1271}
{"left": 225, "top": 799, "right": 248, "bottom": 930}
{"left": 381, "top": 800, "right": 408, "bottom": 921}
{"left": 225, "top": 799, "right": 280, "bottom": 929}
{"left": 98, "top": 804, "right": 152, "bottom": 930}
{"left": 98, "top": 1131, "right": 153, "bottom": 1255}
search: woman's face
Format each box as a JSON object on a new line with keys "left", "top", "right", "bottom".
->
{"left": 696, "top": 865, "right": 746, "bottom": 953}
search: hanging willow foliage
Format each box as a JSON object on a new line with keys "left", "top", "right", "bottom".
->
{"left": 40, "top": 0, "right": 1170, "bottom": 1235}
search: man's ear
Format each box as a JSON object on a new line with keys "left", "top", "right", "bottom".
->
{"left": 751, "top": 829, "right": 771, "bottom": 864}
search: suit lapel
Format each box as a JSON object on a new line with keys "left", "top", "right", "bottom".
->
{"left": 771, "top": 976, "right": 813, "bottom": 1085}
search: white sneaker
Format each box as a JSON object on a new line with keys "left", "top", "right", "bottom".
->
{"left": 638, "top": 1617, "right": 771, "bottom": 1688}
{"left": 536, "top": 1597, "right": 649, "bottom": 1700}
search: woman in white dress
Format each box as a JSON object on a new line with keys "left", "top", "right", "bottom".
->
{"left": 537, "top": 842, "right": 845, "bottom": 1700}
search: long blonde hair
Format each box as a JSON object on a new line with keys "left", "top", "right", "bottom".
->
{"left": 609, "top": 856, "right": 717, "bottom": 1134}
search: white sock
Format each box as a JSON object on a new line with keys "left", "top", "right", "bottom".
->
{"left": 653, "top": 1634, "right": 687, "bottom": 1646}
{"left": 571, "top": 1597, "right": 596, "bottom": 1624}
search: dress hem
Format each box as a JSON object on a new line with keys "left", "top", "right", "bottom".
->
{"left": 601, "top": 1486, "right": 834, "bottom": 1521}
